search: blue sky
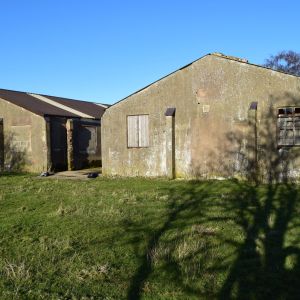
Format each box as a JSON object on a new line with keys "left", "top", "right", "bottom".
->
{"left": 0, "top": 0, "right": 299, "bottom": 104}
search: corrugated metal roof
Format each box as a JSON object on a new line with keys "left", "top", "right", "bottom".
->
{"left": 43, "top": 94, "right": 106, "bottom": 118}
{"left": 0, "top": 89, "right": 106, "bottom": 119}
{"left": 28, "top": 93, "right": 95, "bottom": 118}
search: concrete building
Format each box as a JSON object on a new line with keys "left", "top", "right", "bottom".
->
{"left": 0, "top": 89, "right": 108, "bottom": 172}
{"left": 102, "top": 53, "right": 300, "bottom": 181}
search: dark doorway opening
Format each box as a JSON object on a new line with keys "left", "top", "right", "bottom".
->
{"left": 50, "top": 117, "right": 67, "bottom": 171}
{"left": 73, "top": 119, "right": 101, "bottom": 169}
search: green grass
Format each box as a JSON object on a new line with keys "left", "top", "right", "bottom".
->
{"left": 0, "top": 174, "right": 300, "bottom": 299}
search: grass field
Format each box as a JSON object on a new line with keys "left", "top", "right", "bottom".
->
{"left": 1, "top": 174, "right": 300, "bottom": 299}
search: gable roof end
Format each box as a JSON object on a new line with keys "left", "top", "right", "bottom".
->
{"left": 107, "top": 52, "right": 300, "bottom": 110}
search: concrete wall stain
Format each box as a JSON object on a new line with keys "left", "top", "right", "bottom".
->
{"left": 0, "top": 98, "right": 48, "bottom": 172}
{"left": 102, "top": 54, "right": 300, "bottom": 181}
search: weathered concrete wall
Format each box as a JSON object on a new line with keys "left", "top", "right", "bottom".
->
{"left": 0, "top": 98, "right": 49, "bottom": 172}
{"left": 0, "top": 98, "right": 102, "bottom": 173}
{"left": 102, "top": 54, "right": 300, "bottom": 180}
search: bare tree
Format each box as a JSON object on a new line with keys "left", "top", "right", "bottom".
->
{"left": 264, "top": 51, "right": 300, "bottom": 76}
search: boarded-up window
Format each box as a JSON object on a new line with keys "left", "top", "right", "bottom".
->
{"left": 127, "top": 115, "right": 149, "bottom": 147}
{"left": 278, "top": 107, "right": 300, "bottom": 146}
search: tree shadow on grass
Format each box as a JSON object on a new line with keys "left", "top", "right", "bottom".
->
{"left": 219, "top": 183, "right": 300, "bottom": 299}
{"left": 217, "top": 94, "right": 300, "bottom": 298}
{"left": 125, "top": 181, "right": 300, "bottom": 299}
{"left": 126, "top": 181, "right": 216, "bottom": 299}
{"left": 126, "top": 95, "right": 300, "bottom": 299}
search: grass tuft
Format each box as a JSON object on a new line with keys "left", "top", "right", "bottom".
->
{"left": 3, "top": 260, "right": 31, "bottom": 282}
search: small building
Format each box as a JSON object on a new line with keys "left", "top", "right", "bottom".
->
{"left": 0, "top": 89, "right": 108, "bottom": 172}
{"left": 102, "top": 53, "right": 300, "bottom": 181}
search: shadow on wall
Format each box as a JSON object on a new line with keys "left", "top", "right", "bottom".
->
{"left": 193, "top": 92, "right": 300, "bottom": 183}
{"left": 3, "top": 132, "right": 27, "bottom": 172}
{"left": 125, "top": 93, "right": 300, "bottom": 299}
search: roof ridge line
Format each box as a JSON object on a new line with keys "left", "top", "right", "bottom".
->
{"left": 0, "top": 88, "right": 106, "bottom": 106}
{"left": 28, "top": 93, "right": 93, "bottom": 118}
